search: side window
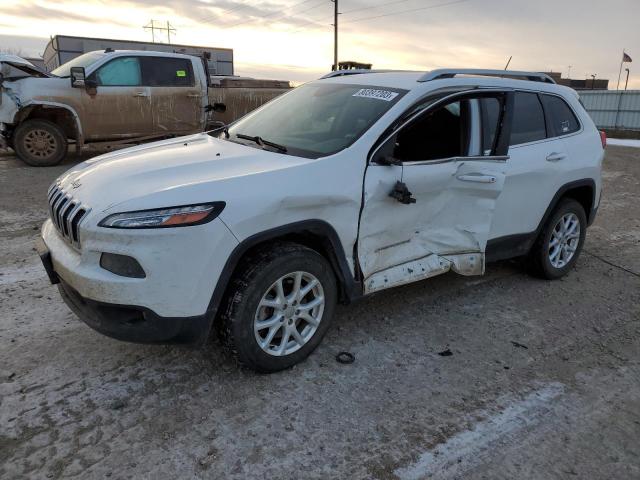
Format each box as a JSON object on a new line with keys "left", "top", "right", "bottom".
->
{"left": 392, "top": 96, "right": 503, "bottom": 162}
{"left": 541, "top": 94, "right": 580, "bottom": 136}
{"left": 94, "top": 57, "right": 141, "bottom": 86}
{"left": 394, "top": 100, "right": 465, "bottom": 162}
{"left": 142, "top": 57, "right": 194, "bottom": 87}
{"left": 510, "top": 92, "right": 546, "bottom": 146}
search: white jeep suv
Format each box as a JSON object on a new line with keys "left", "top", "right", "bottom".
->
{"left": 38, "top": 69, "right": 604, "bottom": 372}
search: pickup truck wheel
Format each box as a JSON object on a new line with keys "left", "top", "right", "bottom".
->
{"left": 14, "top": 120, "right": 68, "bottom": 167}
{"left": 527, "top": 199, "right": 587, "bottom": 279}
{"left": 218, "top": 243, "right": 337, "bottom": 373}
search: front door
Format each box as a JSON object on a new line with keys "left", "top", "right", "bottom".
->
{"left": 83, "top": 56, "right": 155, "bottom": 140}
{"left": 357, "top": 90, "right": 512, "bottom": 293}
{"left": 142, "top": 56, "right": 205, "bottom": 135}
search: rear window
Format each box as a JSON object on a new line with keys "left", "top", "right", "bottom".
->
{"left": 142, "top": 57, "right": 194, "bottom": 87}
{"left": 510, "top": 92, "right": 546, "bottom": 146}
{"left": 541, "top": 94, "right": 580, "bottom": 136}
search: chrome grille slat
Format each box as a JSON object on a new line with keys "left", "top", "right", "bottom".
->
{"left": 55, "top": 196, "right": 70, "bottom": 230}
{"left": 47, "top": 184, "right": 89, "bottom": 249}
{"left": 64, "top": 203, "right": 81, "bottom": 238}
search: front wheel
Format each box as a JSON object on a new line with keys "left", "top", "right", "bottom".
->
{"left": 218, "top": 243, "right": 337, "bottom": 372}
{"left": 527, "top": 198, "right": 587, "bottom": 279}
{"left": 13, "top": 119, "right": 68, "bottom": 167}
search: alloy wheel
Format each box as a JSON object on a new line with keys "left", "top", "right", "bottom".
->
{"left": 548, "top": 212, "right": 581, "bottom": 268}
{"left": 254, "top": 271, "right": 325, "bottom": 356}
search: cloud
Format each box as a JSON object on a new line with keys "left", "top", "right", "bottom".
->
{"left": 1, "top": 0, "right": 639, "bottom": 87}
{"left": 2, "top": 3, "right": 131, "bottom": 27}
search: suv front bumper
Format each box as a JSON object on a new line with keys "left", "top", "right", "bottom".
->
{"left": 57, "top": 279, "right": 210, "bottom": 343}
{"left": 39, "top": 216, "right": 239, "bottom": 343}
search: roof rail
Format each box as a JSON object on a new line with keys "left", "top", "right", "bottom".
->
{"left": 320, "top": 69, "right": 398, "bottom": 79}
{"left": 419, "top": 69, "right": 556, "bottom": 84}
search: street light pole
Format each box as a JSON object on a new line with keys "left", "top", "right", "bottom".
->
{"left": 590, "top": 74, "right": 596, "bottom": 90}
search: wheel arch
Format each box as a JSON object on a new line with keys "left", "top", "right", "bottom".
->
{"left": 205, "top": 220, "right": 362, "bottom": 327}
{"left": 486, "top": 178, "right": 596, "bottom": 262}
{"left": 544, "top": 179, "right": 596, "bottom": 228}
{"left": 14, "top": 102, "right": 83, "bottom": 146}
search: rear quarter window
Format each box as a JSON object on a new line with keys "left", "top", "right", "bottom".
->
{"left": 541, "top": 94, "right": 581, "bottom": 136}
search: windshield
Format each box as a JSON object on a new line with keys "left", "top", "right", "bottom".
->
{"left": 226, "top": 83, "right": 407, "bottom": 158}
{"left": 51, "top": 52, "right": 104, "bottom": 77}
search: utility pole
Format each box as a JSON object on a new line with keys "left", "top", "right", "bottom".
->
{"left": 143, "top": 20, "right": 176, "bottom": 44}
{"left": 590, "top": 74, "right": 596, "bottom": 90}
{"left": 567, "top": 65, "right": 572, "bottom": 79}
{"left": 331, "top": 0, "right": 339, "bottom": 71}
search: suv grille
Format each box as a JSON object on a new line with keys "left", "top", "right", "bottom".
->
{"left": 47, "top": 184, "right": 89, "bottom": 249}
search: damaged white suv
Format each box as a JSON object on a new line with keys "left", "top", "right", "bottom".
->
{"left": 38, "top": 69, "right": 604, "bottom": 372}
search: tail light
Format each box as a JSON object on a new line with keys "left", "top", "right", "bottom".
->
{"left": 599, "top": 130, "right": 607, "bottom": 149}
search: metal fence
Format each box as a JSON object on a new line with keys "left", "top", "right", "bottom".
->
{"left": 578, "top": 90, "right": 640, "bottom": 131}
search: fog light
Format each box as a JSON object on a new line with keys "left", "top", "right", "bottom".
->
{"left": 100, "top": 253, "right": 146, "bottom": 278}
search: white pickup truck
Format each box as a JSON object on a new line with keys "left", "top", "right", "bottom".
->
{"left": 0, "top": 50, "right": 286, "bottom": 166}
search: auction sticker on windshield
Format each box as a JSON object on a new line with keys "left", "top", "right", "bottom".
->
{"left": 352, "top": 88, "right": 399, "bottom": 102}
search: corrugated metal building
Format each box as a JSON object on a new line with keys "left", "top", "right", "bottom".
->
{"left": 579, "top": 90, "right": 640, "bottom": 131}
{"left": 43, "top": 35, "right": 233, "bottom": 75}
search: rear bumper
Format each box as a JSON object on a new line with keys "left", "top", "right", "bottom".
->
{"left": 58, "top": 279, "right": 210, "bottom": 344}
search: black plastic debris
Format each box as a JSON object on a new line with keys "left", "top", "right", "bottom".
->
{"left": 438, "top": 348, "right": 453, "bottom": 357}
{"left": 336, "top": 352, "right": 355, "bottom": 364}
{"left": 510, "top": 341, "right": 529, "bottom": 349}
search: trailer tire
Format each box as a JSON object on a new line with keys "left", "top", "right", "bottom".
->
{"left": 14, "top": 119, "right": 68, "bottom": 167}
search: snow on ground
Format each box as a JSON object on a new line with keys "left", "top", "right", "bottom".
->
{"left": 608, "top": 138, "right": 640, "bottom": 148}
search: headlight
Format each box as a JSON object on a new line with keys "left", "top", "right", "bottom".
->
{"left": 99, "top": 202, "right": 225, "bottom": 229}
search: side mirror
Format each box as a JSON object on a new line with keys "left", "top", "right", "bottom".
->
{"left": 211, "top": 102, "right": 226, "bottom": 113}
{"left": 70, "top": 67, "right": 86, "bottom": 88}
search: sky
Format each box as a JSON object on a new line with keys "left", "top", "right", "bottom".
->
{"left": 0, "top": 0, "right": 639, "bottom": 88}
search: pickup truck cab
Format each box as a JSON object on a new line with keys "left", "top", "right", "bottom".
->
{"left": 38, "top": 68, "right": 604, "bottom": 372}
{"left": 0, "top": 50, "right": 227, "bottom": 166}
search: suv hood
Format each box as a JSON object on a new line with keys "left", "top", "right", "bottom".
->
{"left": 0, "top": 55, "right": 51, "bottom": 79}
{"left": 55, "top": 133, "right": 312, "bottom": 213}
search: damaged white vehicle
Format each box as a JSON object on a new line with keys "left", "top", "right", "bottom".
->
{"left": 38, "top": 69, "right": 604, "bottom": 372}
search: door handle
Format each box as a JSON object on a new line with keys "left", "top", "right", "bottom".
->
{"left": 546, "top": 152, "right": 567, "bottom": 162}
{"left": 187, "top": 93, "right": 202, "bottom": 98}
{"left": 133, "top": 91, "right": 149, "bottom": 97}
{"left": 456, "top": 174, "right": 497, "bottom": 183}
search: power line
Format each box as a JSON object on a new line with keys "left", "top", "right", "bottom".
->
{"left": 341, "top": 0, "right": 417, "bottom": 16}
{"left": 198, "top": 1, "right": 264, "bottom": 25}
{"left": 224, "top": 0, "right": 320, "bottom": 28}
{"left": 343, "top": 0, "right": 471, "bottom": 24}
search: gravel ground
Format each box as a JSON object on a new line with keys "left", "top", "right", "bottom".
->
{"left": 1, "top": 146, "right": 639, "bottom": 480}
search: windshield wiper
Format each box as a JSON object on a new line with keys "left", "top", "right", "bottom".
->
{"left": 236, "top": 133, "right": 287, "bottom": 153}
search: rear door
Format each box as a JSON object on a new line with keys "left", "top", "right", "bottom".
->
{"left": 489, "top": 91, "right": 570, "bottom": 242}
{"left": 357, "top": 90, "right": 512, "bottom": 293}
{"left": 83, "top": 56, "right": 154, "bottom": 140}
{"left": 142, "top": 56, "right": 205, "bottom": 134}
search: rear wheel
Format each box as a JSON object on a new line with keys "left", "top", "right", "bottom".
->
{"left": 527, "top": 198, "right": 587, "bottom": 279}
{"left": 14, "top": 119, "right": 68, "bottom": 167}
{"left": 218, "top": 243, "right": 337, "bottom": 372}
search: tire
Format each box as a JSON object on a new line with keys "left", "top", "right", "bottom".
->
{"left": 13, "top": 119, "right": 68, "bottom": 167}
{"left": 218, "top": 242, "right": 337, "bottom": 372}
{"left": 527, "top": 198, "right": 587, "bottom": 279}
